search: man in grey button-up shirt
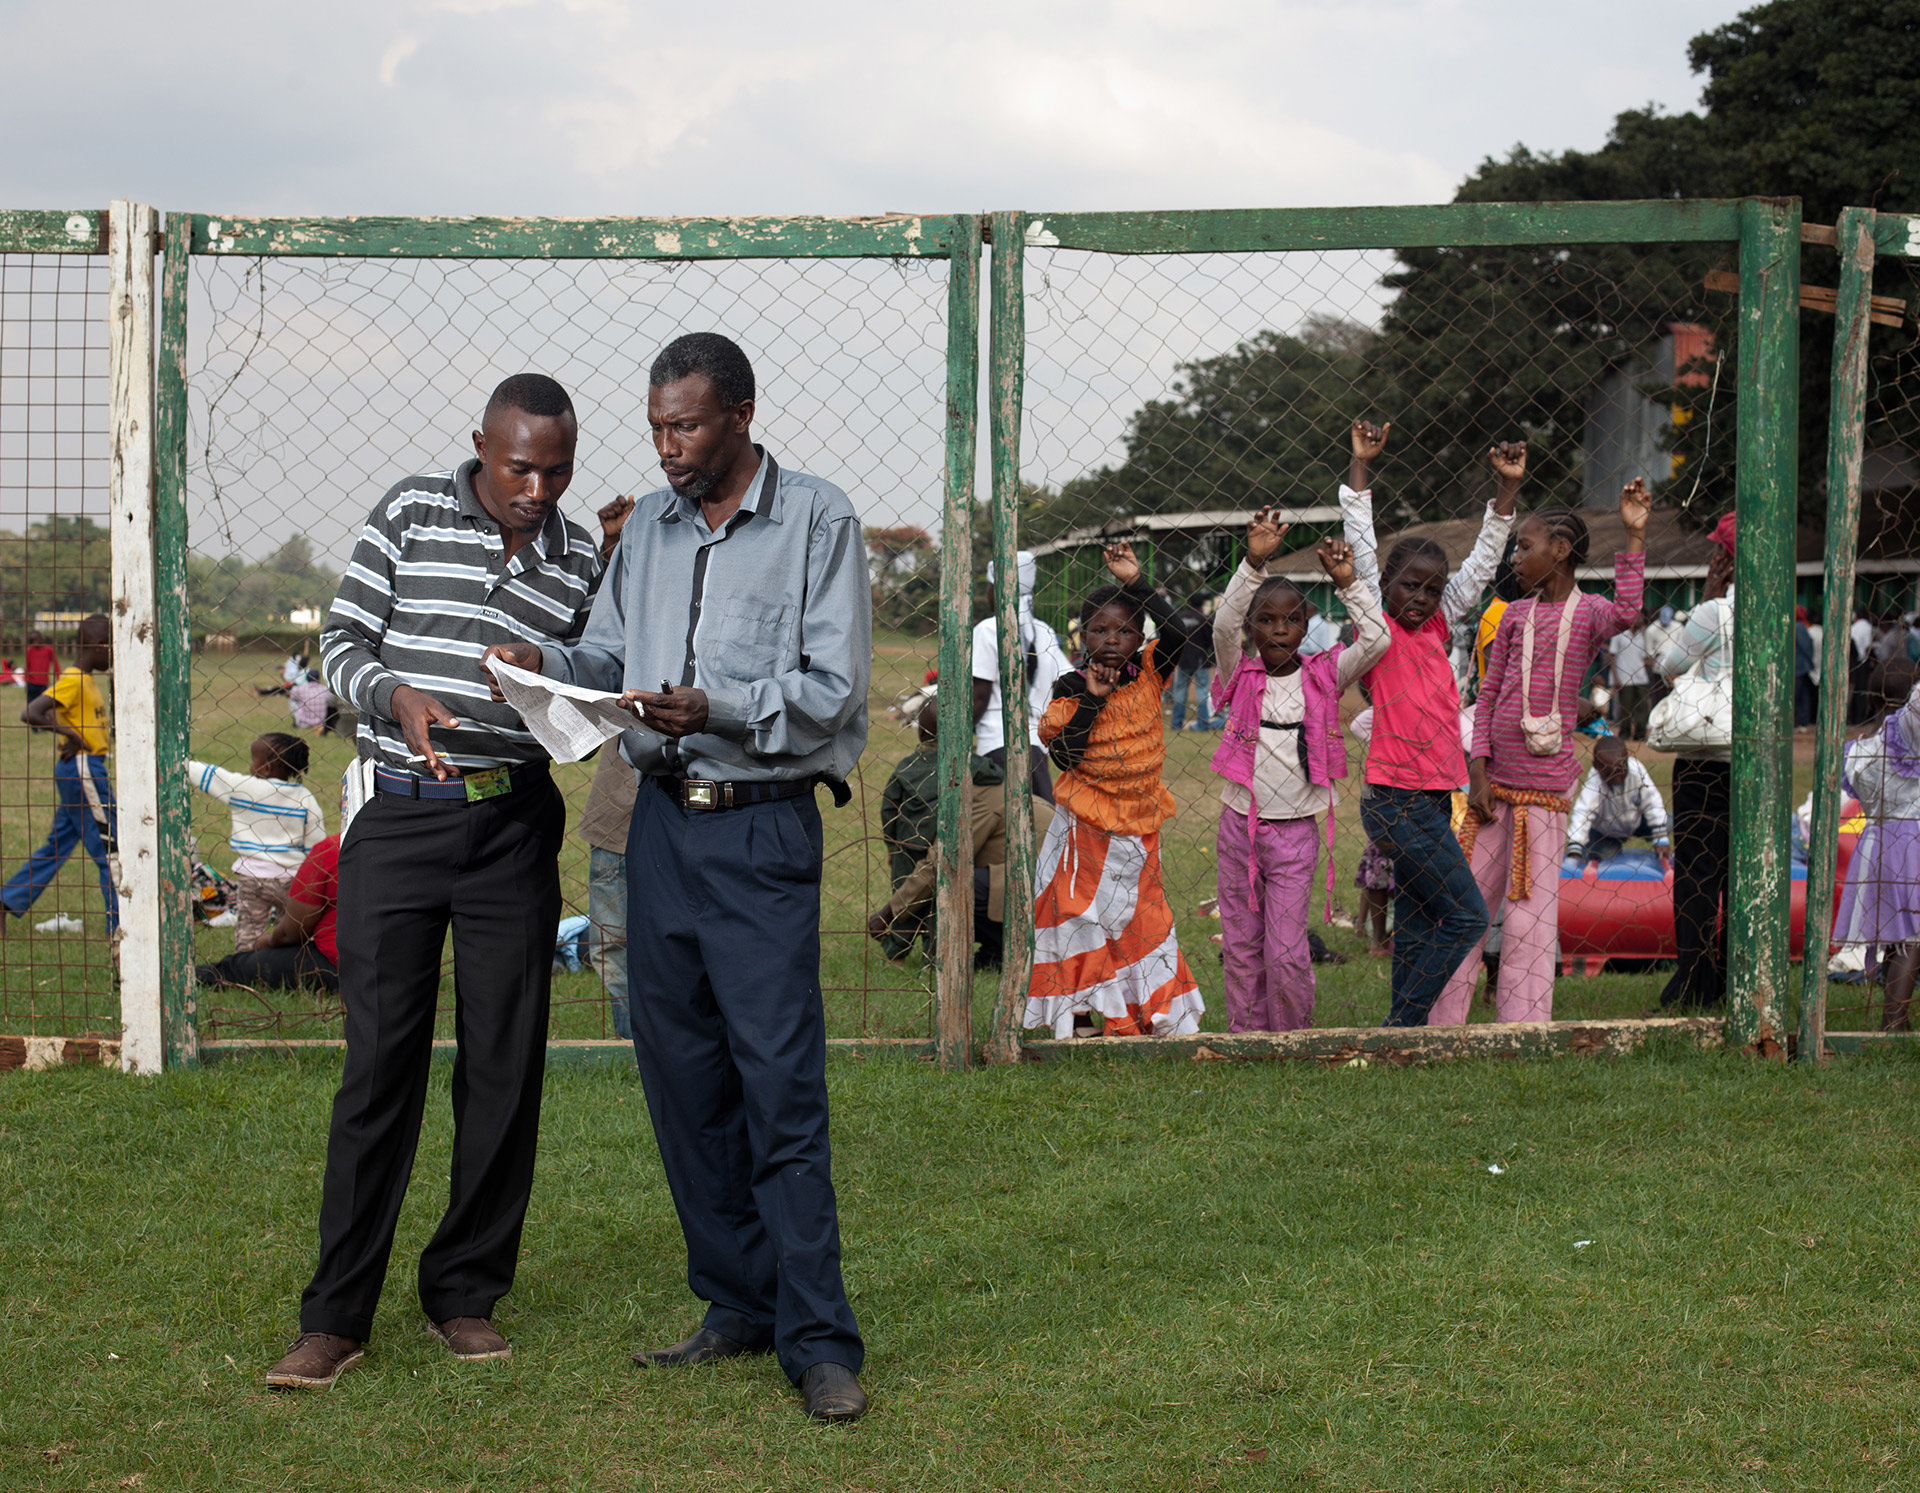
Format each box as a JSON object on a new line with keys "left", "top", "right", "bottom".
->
{"left": 483, "top": 334, "right": 871, "bottom": 1423}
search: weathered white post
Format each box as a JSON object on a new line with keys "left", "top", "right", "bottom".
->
{"left": 106, "top": 199, "right": 162, "bottom": 1076}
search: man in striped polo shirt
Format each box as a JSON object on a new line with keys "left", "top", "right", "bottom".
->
{"left": 267, "top": 373, "right": 625, "bottom": 1391}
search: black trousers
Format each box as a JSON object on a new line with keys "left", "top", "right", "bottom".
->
{"left": 986, "top": 743, "right": 1055, "bottom": 805}
{"left": 625, "top": 778, "right": 863, "bottom": 1383}
{"left": 1662, "top": 757, "right": 1730, "bottom": 1012}
{"left": 196, "top": 943, "right": 337, "bottom": 992}
{"left": 299, "top": 779, "right": 564, "bottom": 1340}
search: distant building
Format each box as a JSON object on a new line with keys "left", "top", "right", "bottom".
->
{"left": 1581, "top": 323, "right": 1715, "bottom": 510}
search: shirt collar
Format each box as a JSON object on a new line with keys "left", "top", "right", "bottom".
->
{"left": 655, "top": 447, "right": 782, "bottom": 528}
{"left": 455, "top": 457, "right": 568, "bottom": 559}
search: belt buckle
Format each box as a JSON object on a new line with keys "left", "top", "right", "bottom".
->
{"left": 463, "top": 766, "right": 513, "bottom": 803}
{"left": 683, "top": 779, "right": 718, "bottom": 810}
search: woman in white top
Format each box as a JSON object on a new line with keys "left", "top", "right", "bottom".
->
{"left": 1657, "top": 530, "right": 1735, "bottom": 1012}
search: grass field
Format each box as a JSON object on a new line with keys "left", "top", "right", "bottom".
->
{"left": 4, "top": 1041, "right": 1917, "bottom": 1490}
{"left": 0, "top": 636, "right": 1869, "bottom": 1043}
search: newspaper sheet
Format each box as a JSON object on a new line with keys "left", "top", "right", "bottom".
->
{"left": 486, "top": 658, "right": 638, "bottom": 763}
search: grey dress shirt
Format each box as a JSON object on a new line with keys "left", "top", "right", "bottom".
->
{"left": 540, "top": 450, "right": 871, "bottom": 784}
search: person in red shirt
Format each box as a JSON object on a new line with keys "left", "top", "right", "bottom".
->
{"left": 196, "top": 834, "right": 339, "bottom": 991}
{"left": 24, "top": 629, "right": 61, "bottom": 705}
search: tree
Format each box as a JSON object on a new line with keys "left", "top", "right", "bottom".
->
{"left": 0, "top": 515, "right": 112, "bottom": 634}
{"left": 865, "top": 525, "right": 939, "bottom": 635}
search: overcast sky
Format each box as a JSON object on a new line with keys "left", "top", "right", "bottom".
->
{"left": 1, "top": 0, "right": 1746, "bottom": 563}
{"left": 5, "top": 0, "right": 1736, "bottom": 216}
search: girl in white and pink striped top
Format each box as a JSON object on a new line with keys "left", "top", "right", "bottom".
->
{"left": 1429, "top": 479, "right": 1650, "bottom": 1024}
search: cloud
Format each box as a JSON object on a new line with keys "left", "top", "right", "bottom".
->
{"left": 378, "top": 34, "right": 421, "bottom": 87}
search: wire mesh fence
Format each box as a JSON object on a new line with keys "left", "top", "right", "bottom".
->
{"left": 177, "top": 241, "right": 958, "bottom": 1043}
{"left": 1007, "top": 227, "right": 1756, "bottom": 1035}
{"left": 0, "top": 243, "right": 119, "bottom": 1036}
{"left": 1815, "top": 211, "right": 1920, "bottom": 1039}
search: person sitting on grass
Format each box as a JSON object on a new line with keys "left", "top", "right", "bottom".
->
{"left": 196, "top": 832, "right": 340, "bottom": 993}
{"left": 876, "top": 690, "right": 944, "bottom": 963}
{"left": 188, "top": 733, "right": 327, "bottom": 953}
{"left": 1024, "top": 541, "right": 1205, "bottom": 1040}
{"left": 0, "top": 616, "right": 117, "bottom": 938}
{"left": 868, "top": 699, "right": 1053, "bottom": 969}
{"left": 1566, "top": 736, "right": 1671, "bottom": 868}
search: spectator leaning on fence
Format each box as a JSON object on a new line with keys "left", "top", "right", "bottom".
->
{"left": 972, "top": 550, "right": 1067, "bottom": 804}
{"left": 0, "top": 615, "right": 116, "bottom": 938}
{"left": 264, "top": 372, "right": 614, "bottom": 1394}
{"left": 483, "top": 332, "right": 873, "bottom": 1424}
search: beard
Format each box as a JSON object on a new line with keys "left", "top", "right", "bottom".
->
{"left": 673, "top": 465, "right": 722, "bottom": 503}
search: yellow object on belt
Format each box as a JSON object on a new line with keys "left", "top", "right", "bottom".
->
{"left": 1457, "top": 784, "right": 1573, "bottom": 901}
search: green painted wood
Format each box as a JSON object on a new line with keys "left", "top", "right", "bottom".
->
{"left": 934, "top": 217, "right": 982, "bottom": 1071}
{"left": 1801, "top": 209, "right": 1877, "bottom": 1067}
{"left": 1727, "top": 197, "right": 1801, "bottom": 1058}
{"left": 1018, "top": 1016, "right": 1723, "bottom": 1065}
{"left": 155, "top": 214, "right": 196, "bottom": 1070}
{"left": 188, "top": 213, "right": 960, "bottom": 260}
{"left": 1021, "top": 199, "right": 1745, "bottom": 256}
{"left": 985, "top": 211, "right": 1034, "bottom": 1066}
{"left": 1870, "top": 213, "right": 1920, "bottom": 257}
{"left": 0, "top": 209, "right": 105, "bottom": 254}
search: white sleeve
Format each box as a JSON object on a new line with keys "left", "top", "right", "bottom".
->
{"left": 187, "top": 760, "right": 241, "bottom": 804}
{"left": 302, "top": 788, "right": 328, "bottom": 845}
{"left": 1335, "top": 578, "right": 1390, "bottom": 688}
{"left": 1441, "top": 502, "right": 1514, "bottom": 628}
{"left": 1338, "top": 484, "right": 1382, "bottom": 605}
{"left": 970, "top": 618, "right": 999, "bottom": 684}
{"left": 1635, "top": 761, "right": 1671, "bottom": 843}
{"left": 1212, "top": 561, "right": 1262, "bottom": 683}
{"left": 1566, "top": 770, "right": 1602, "bottom": 851}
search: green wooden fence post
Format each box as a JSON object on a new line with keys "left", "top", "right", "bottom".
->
{"left": 934, "top": 215, "right": 981, "bottom": 1071}
{"left": 1801, "top": 207, "right": 1878, "bottom": 1064}
{"left": 156, "top": 212, "right": 196, "bottom": 1069}
{"left": 1727, "top": 197, "right": 1801, "bottom": 1057}
{"left": 985, "top": 210, "right": 1032, "bottom": 1065}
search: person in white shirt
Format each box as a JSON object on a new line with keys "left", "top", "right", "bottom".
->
{"left": 1296, "top": 601, "right": 1338, "bottom": 658}
{"left": 1567, "top": 736, "right": 1672, "bottom": 866}
{"left": 1608, "top": 614, "right": 1652, "bottom": 739}
{"left": 971, "top": 550, "right": 1068, "bottom": 804}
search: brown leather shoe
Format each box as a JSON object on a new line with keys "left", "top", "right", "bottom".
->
{"left": 799, "top": 1361, "right": 868, "bottom": 1422}
{"left": 264, "top": 1332, "right": 364, "bottom": 1390}
{"left": 427, "top": 1317, "right": 512, "bottom": 1361}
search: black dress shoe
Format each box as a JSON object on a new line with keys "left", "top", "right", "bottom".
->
{"left": 631, "top": 1327, "right": 763, "bottom": 1368}
{"left": 799, "top": 1361, "right": 868, "bottom": 1422}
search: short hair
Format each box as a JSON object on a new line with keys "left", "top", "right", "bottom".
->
{"left": 484, "top": 373, "right": 575, "bottom": 423}
{"left": 1593, "top": 735, "right": 1628, "bottom": 762}
{"left": 1874, "top": 657, "right": 1920, "bottom": 710}
{"left": 1381, "top": 536, "right": 1448, "bottom": 588}
{"left": 1524, "top": 506, "right": 1591, "bottom": 568}
{"left": 258, "top": 731, "right": 310, "bottom": 778}
{"left": 1249, "top": 577, "right": 1307, "bottom": 615}
{"left": 76, "top": 614, "right": 109, "bottom": 642}
{"left": 1079, "top": 584, "right": 1146, "bottom": 629}
{"left": 650, "top": 333, "right": 755, "bottom": 409}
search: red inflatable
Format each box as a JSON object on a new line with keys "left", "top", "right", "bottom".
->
{"left": 1556, "top": 832, "right": 1856, "bottom": 964}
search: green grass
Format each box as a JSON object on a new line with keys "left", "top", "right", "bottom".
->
{"left": 0, "top": 638, "right": 1870, "bottom": 1043}
{"left": 4, "top": 1044, "right": 1918, "bottom": 1489}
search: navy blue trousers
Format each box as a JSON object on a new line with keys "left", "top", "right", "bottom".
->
{"left": 625, "top": 778, "right": 863, "bottom": 1382}
{"left": 1360, "top": 784, "right": 1489, "bottom": 1027}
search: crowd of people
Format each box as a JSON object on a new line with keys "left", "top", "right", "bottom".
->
{"left": 869, "top": 414, "right": 1920, "bottom": 1043}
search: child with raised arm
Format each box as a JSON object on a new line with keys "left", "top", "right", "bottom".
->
{"left": 1832, "top": 659, "right": 1920, "bottom": 1031}
{"left": 1209, "top": 516, "right": 1388, "bottom": 1030}
{"left": 1024, "top": 542, "right": 1204, "bottom": 1039}
{"left": 1341, "top": 419, "right": 1518, "bottom": 1025}
{"left": 188, "top": 732, "right": 328, "bottom": 952}
{"left": 1430, "top": 478, "right": 1650, "bottom": 1023}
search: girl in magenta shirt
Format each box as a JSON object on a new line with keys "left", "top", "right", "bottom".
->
{"left": 1342, "top": 420, "right": 1518, "bottom": 1026}
{"left": 1430, "top": 479, "right": 1650, "bottom": 1024}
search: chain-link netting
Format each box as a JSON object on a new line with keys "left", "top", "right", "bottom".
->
{"left": 1819, "top": 237, "right": 1920, "bottom": 1036}
{"left": 1010, "top": 236, "right": 1748, "bottom": 1035}
{"left": 181, "top": 250, "right": 955, "bottom": 1042}
{"left": 0, "top": 251, "right": 118, "bottom": 1037}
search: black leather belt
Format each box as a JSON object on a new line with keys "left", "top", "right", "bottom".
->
{"left": 655, "top": 775, "right": 814, "bottom": 812}
{"left": 374, "top": 761, "right": 550, "bottom": 802}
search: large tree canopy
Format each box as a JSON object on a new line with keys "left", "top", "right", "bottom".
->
{"left": 1027, "top": 0, "right": 1920, "bottom": 545}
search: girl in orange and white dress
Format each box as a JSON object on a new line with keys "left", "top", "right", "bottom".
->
{"left": 1024, "top": 543, "right": 1204, "bottom": 1039}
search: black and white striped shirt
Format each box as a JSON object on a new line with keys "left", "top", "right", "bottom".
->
{"left": 321, "top": 459, "right": 604, "bottom": 771}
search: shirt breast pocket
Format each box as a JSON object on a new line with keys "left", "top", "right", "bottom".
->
{"left": 704, "top": 597, "right": 794, "bottom": 683}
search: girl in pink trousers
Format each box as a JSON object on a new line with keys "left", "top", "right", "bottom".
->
{"left": 1430, "top": 476, "right": 1650, "bottom": 1024}
{"left": 1209, "top": 516, "right": 1387, "bottom": 1031}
